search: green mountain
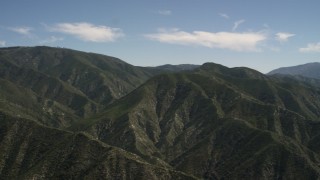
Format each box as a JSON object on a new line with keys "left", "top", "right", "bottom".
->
{"left": 1, "top": 46, "right": 320, "bottom": 179}
{"left": 0, "top": 112, "right": 195, "bottom": 179}
{"left": 0, "top": 46, "right": 162, "bottom": 128}
{"left": 75, "top": 63, "right": 320, "bottom": 179}
{"left": 268, "top": 62, "right": 320, "bottom": 79}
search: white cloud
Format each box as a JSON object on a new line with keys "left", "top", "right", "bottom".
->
{"left": 233, "top": 19, "right": 245, "bottom": 31}
{"left": 219, "top": 13, "right": 229, "bottom": 19}
{"left": 299, "top": 42, "right": 320, "bottom": 53}
{"left": 48, "top": 22, "right": 123, "bottom": 42}
{"left": 158, "top": 10, "right": 172, "bottom": 15}
{"left": 39, "top": 36, "right": 64, "bottom": 44}
{"left": 275, "top": 32, "right": 295, "bottom": 42}
{"left": 145, "top": 29, "right": 266, "bottom": 52}
{"left": 9, "top": 27, "right": 33, "bottom": 35}
{"left": 0, "top": 40, "right": 6, "bottom": 46}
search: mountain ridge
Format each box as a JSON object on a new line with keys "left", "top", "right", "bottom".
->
{"left": 0, "top": 46, "right": 168, "bottom": 128}
{"left": 1, "top": 46, "right": 320, "bottom": 179}
{"left": 73, "top": 62, "right": 320, "bottom": 178}
{"left": 268, "top": 62, "right": 320, "bottom": 79}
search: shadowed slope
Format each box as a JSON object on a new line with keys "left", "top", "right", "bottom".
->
{"left": 0, "top": 46, "right": 164, "bottom": 128}
{"left": 0, "top": 112, "right": 196, "bottom": 179}
{"left": 74, "top": 63, "right": 320, "bottom": 178}
{"left": 1, "top": 47, "right": 320, "bottom": 179}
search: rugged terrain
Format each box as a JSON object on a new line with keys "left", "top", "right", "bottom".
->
{"left": 0, "top": 112, "right": 195, "bottom": 179}
{"left": 0, "top": 46, "right": 164, "bottom": 128}
{"left": 1, "top": 46, "right": 320, "bottom": 179}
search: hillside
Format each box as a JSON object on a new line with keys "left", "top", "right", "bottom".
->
{"left": 0, "top": 46, "right": 163, "bottom": 128}
{"left": 0, "top": 112, "right": 195, "bottom": 179}
{"left": 73, "top": 62, "right": 320, "bottom": 179}
{"left": 268, "top": 62, "right": 320, "bottom": 79}
{"left": 1, "top": 47, "right": 320, "bottom": 179}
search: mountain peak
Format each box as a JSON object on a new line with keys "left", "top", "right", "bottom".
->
{"left": 198, "top": 62, "right": 265, "bottom": 79}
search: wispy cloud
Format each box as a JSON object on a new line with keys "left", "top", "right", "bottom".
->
{"left": 0, "top": 40, "right": 6, "bottom": 46}
{"left": 232, "top": 19, "right": 245, "bottom": 31}
{"left": 275, "top": 32, "right": 295, "bottom": 42}
{"left": 9, "top": 26, "right": 33, "bottom": 35}
{"left": 48, "top": 22, "right": 123, "bottom": 42}
{"left": 219, "top": 13, "right": 229, "bottom": 19}
{"left": 299, "top": 42, "right": 320, "bottom": 53}
{"left": 39, "top": 36, "right": 64, "bottom": 44}
{"left": 263, "top": 23, "right": 270, "bottom": 29}
{"left": 145, "top": 28, "right": 266, "bottom": 52}
{"left": 157, "top": 10, "right": 172, "bottom": 15}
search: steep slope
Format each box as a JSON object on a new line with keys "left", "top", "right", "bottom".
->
{"left": 2, "top": 46, "right": 320, "bottom": 178}
{"left": 0, "top": 46, "right": 159, "bottom": 104}
{"left": 0, "top": 46, "right": 162, "bottom": 128}
{"left": 74, "top": 63, "right": 320, "bottom": 179}
{"left": 268, "top": 62, "right": 320, "bottom": 79}
{"left": 0, "top": 58, "right": 97, "bottom": 127}
{"left": 0, "top": 112, "right": 196, "bottom": 179}
{"left": 270, "top": 74, "right": 320, "bottom": 88}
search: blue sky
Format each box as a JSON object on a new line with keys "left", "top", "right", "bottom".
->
{"left": 1, "top": 0, "right": 320, "bottom": 73}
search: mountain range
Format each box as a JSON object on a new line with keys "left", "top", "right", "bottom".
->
{"left": 1, "top": 46, "right": 320, "bottom": 179}
{"left": 268, "top": 62, "right": 320, "bottom": 79}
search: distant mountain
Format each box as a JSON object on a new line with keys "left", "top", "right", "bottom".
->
{"left": 268, "top": 62, "right": 320, "bottom": 79}
{"left": 1, "top": 47, "right": 320, "bottom": 179}
{"left": 154, "top": 64, "right": 200, "bottom": 72}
